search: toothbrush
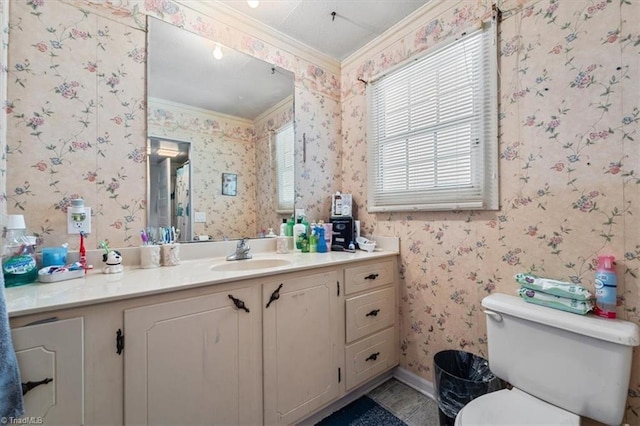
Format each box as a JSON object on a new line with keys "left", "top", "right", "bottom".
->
{"left": 79, "top": 231, "right": 87, "bottom": 273}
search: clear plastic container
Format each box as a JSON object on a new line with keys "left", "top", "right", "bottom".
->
{"left": 3, "top": 227, "right": 38, "bottom": 287}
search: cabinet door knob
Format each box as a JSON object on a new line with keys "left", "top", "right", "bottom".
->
{"left": 364, "top": 273, "right": 379, "bottom": 280}
{"left": 365, "top": 352, "right": 380, "bottom": 362}
{"left": 265, "top": 283, "right": 283, "bottom": 308}
{"left": 22, "top": 378, "right": 53, "bottom": 396}
{"left": 366, "top": 309, "right": 380, "bottom": 317}
{"left": 228, "top": 294, "right": 250, "bottom": 313}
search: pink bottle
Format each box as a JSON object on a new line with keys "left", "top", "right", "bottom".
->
{"left": 594, "top": 255, "right": 617, "bottom": 319}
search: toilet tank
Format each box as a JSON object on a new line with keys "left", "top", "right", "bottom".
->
{"left": 482, "top": 293, "right": 639, "bottom": 425}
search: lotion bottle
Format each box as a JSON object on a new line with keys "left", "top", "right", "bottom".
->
{"left": 293, "top": 218, "right": 305, "bottom": 252}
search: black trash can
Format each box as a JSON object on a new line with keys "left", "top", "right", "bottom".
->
{"left": 433, "top": 350, "right": 503, "bottom": 425}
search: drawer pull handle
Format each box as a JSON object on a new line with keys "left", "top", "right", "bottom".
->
{"left": 365, "top": 352, "right": 380, "bottom": 362}
{"left": 228, "top": 294, "right": 250, "bottom": 313}
{"left": 22, "top": 377, "right": 53, "bottom": 396}
{"left": 366, "top": 309, "right": 380, "bottom": 317}
{"left": 364, "top": 273, "right": 379, "bottom": 280}
{"left": 266, "top": 283, "right": 283, "bottom": 308}
{"left": 116, "top": 328, "right": 124, "bottom": 355}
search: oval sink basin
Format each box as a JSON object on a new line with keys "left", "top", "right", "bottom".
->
{"left": 210, "top": 258, "right": 291, "bottom": 272}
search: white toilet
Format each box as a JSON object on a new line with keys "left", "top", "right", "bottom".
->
{"left": 455, "top": 293, "right": 640, "bottom": 425}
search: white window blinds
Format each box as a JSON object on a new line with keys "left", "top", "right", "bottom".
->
{"left": 275, "top": 123, "right": 295, "bottom": 212}
{"left": 367, "top": 25, "right": 498, "bottom": 212}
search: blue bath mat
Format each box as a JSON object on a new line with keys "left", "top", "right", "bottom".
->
{"left": 316, "top": 395, "right": 407, "bottom": 426}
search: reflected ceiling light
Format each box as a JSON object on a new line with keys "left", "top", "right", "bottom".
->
{"left": 157, "top": 147, "right": 179, "bottom": 157}
{"left": 213, "top": 44, "right": 223, "bottom": 60}
{"left": 247, "top": 0, "right": 259, "bottom": 8}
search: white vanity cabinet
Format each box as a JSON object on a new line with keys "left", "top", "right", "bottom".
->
{"left": 11, "top": 317, "right": 84, "bottom": 425}
{"left": 7, "top": 253, "right": 399, "bottom": 426}
{"left": 123, "top": 283, "right": 262, "bottom": 426}
{"left": 262, "top": 270, "right": 342, "bottom": 425}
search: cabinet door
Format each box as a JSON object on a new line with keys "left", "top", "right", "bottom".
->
{"left": 12, "top": 317, "right": 84, "bottom": 425}
{"left": 124, "top": 286, "right": 261, "bottom": 426}
{"left": 263, "top": 271, "right": 341, "bottom": 425}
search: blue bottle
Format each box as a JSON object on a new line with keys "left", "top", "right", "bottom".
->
{"left": 316, "top": 226, "right": 328, "bottom": 253}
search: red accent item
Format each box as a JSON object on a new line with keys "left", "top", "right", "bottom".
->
{"left": 593, "top": 306, "right": 617, "bottom": 319}
{"left": 79, "top": 232, "right": 87, "bottom": 273}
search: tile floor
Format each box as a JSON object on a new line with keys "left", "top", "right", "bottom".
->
{"left": 367, "top": 378, "right": 441, "bottom": 426}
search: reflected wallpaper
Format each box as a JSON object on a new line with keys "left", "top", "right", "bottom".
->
{"left": 148, "top": 97, "right": 257, "bottom": 240}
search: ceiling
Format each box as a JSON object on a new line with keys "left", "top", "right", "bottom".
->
{"left": 148, "top": 17, "right": 294, "bottom": 120}
{"left": 147, "top": 1, "right": 430, "bottom": 120}
{"left": 215, "top": 0, "right": 430, "bottom": 61}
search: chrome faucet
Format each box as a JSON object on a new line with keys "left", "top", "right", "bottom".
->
{"left": 226, "top": 238, "right": 252, "bottom": 261}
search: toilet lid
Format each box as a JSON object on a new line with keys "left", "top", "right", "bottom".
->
{"left": 455, "top": 388, "right": 580, "bottom": 426}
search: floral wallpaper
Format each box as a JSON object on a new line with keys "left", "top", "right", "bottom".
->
{"left": 6, "top": 0, "right": 147, "bottom": 249}
{"left": 3, "top": 0, "right": 342, "bottom": 249}
{"left": 3, "top": 0, "right": 637, "bottom": 422}
{"left": 148, "top": 97, "right": 257, "bottom": 240}
{"left": 341, "top": 0, "right": 640, "bottom": 421}
{"left": 254, "top": 96, "right": 294, "bottom": 234}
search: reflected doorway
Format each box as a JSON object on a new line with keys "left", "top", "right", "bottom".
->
{"left": 147, "top": 137, "right": 192, "bottom": 242}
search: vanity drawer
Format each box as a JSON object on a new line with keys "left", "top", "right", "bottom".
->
{"left": 344, "top": 260, "right": 395, "bottom": 295}
{"left": 345, "top": 327, "right": 397, "bottom": 391}
{"left": 346, "top": 286, "right": 395, "bottom": 343}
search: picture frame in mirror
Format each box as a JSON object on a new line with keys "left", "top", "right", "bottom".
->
{"left": 222, "top": 173, "right": 237, "bottom": 196}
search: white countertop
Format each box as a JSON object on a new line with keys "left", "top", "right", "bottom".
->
{"left": 5, "top": 238, "right": 398, "bottom": 317}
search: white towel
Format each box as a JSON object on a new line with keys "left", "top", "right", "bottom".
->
{"left": 0, "top": 274, "right": 24, "bottom": 419}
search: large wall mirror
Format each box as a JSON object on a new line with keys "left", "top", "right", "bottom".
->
{"left": 147, "top": 17, "right": 295, "bottom": 242}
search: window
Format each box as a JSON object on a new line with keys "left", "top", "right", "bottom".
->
{"left": 367, "top": 25, "right": 498, "bottom": 212}
{"left": 275, "top": 123, "right": 295, "bottom": 212}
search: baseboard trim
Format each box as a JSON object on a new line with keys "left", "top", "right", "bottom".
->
{"left": 392, "top": 366, "right": 437, "bottom": 401}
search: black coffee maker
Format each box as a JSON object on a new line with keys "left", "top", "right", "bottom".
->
{"left": 330, "top": 216, "right": 356, "bottom": 251}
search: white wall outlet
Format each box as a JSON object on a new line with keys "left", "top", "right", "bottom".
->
{"left": 67, "top": 207, "right": 92, "bottom": 234}
{"left": 194, "top": 211, "right": 206, "bottom": 223}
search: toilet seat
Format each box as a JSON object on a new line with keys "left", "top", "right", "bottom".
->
{"left": 455, "top": 388, "right": 580, "bottom": 426}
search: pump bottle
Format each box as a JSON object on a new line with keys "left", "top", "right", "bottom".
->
{"left": 293, "top": 218, "right": 306, "bottom": 252}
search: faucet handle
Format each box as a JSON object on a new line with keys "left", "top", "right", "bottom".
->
{"left": 237, "top": 238, "right": 251, "bottom": 251}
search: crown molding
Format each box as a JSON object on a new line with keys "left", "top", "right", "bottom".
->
{"left": 177, "top": 1, "right": 341, "bottom": 76}
{"left": 341, "top": 0, "right": 451, "bottom": 71}
{"left": 254, "top": 94, "right": 293, "bottom": 124}
{"left": 148, "top": 97, "right": 254, "bottom": 125}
